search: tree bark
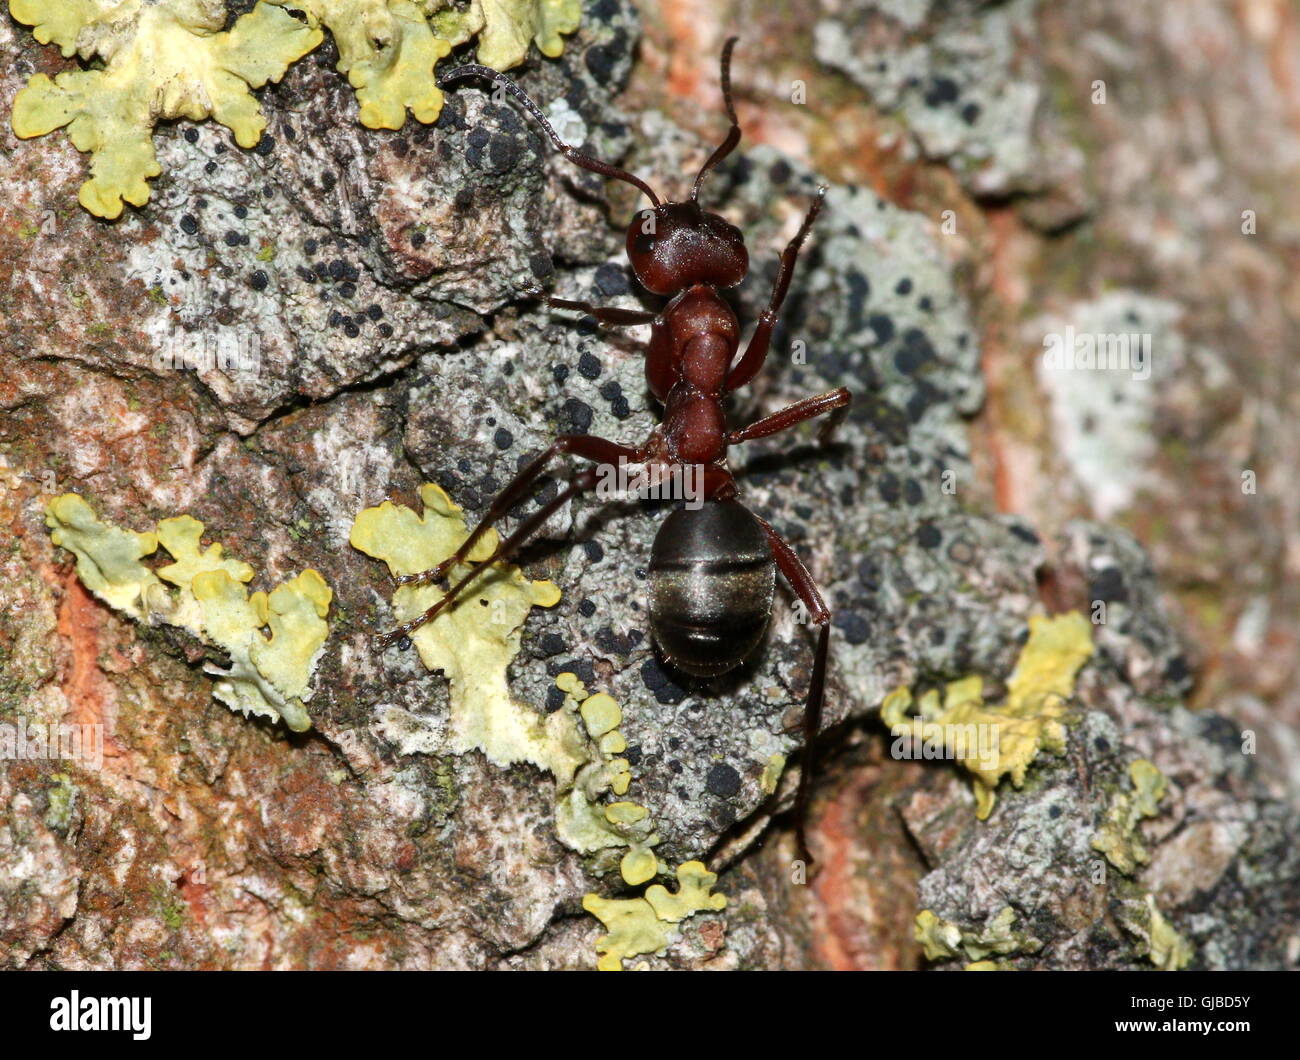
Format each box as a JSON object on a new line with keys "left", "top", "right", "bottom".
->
{"left": 1, "top": 0, "right": 1295, "bottom": 969}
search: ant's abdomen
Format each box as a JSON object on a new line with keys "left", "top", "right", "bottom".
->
{"left": 648, "top": 501, "right": 775, "bottom": 678}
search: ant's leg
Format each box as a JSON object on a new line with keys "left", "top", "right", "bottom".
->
{"left": 728, "top": 387, "right": 851, "bottom": 446}
{"left": 378, "top": 467, "right": 601, "bottom": 650}
{"left": 394, "top": 434, "right": 637, "bottom": 590}
{"left": 438, "top": 66, "right": 662, "bottom": 207}
{"left": 725, "top": 187, "right": 827, "bottom": 393}
{"left": 752, "top": 514, "right": 831, "bottom": 867}
{"left": 522, "top": 286, "right": 657, "bottom": 327}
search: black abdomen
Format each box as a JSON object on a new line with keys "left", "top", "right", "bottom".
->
{"left": 648, "top": 501, "right": 775, "bottom": 678}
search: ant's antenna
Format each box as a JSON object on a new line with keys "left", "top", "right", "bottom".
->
{"left": 438, "top": 65, "right": 662, "bottom": 208}
{"left": 690, "top": 36, "right": 741, "bottom": 202}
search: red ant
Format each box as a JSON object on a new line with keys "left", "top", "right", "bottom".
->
{"left": 378, "top": 39, "right": 851, "bottom": 865}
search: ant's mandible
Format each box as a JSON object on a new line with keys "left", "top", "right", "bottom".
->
{"left": 378, "top": 39, "right": 851, "bottom": 865}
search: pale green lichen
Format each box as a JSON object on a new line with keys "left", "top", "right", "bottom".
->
{"left": 269, "top": 1, "right": 451, "bottom": 129}
{"left": 352, "top": 486, "right": 653, "bottom": 843}
{"left": 44, "top": 773, "right": 78, "bottom": 832}
{"left": 11, "top": 0, "right": 584, "bottom": 216}
{"left": 9, "top": 0, "right": 322, "bottom": 218}
{"left": 582, "top": 860, "right": 727, "bottom": 972}
{"left": 46, "top": 493, "right": 332, "bottom": 731}
{"left": 882, "top": 612, "right": 1095, "bottom": 818}
{"left": 1118, "top": 893, "right": 1194, "bottom": 971}
{"left": 351, "top": 487, "right": 649, "bottom": 858}
{"left": 193, "top": 567, "right": 333, "bottom": 731}
{"left": 354, "top": 485, "right": 730, "bottom": 969}
{"left": 915, "top": 906, "right": 1042, "bottom": 964}
{"left": 1144, "top": 895, "right": 1193, "bottom": 971}
{"left": 1091, "top": 758, "right": 1168, "bottom": 874}
{"left": 427, "top": 0, "right": 581, "bottom": 69}
{"left": 760, "top": 752, "right": 786, "bottom": 795}
{"left": 350, "top": 483, "right": 581, "bottom": 769}
{"left": 46, "top": 490, "right": 161, "bottom": 614}
{"left": 554, "top": 676, "right": 658, "bottom": 872}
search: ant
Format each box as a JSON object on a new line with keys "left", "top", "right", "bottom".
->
{"left": 377, "top": 39, "right": 851, "bottom": 865}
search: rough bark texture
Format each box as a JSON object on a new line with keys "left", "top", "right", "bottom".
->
{"left": 1, "top": 0, "right": 1297, "bottom": 969}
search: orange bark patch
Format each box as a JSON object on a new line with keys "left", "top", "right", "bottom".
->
{"left": 55, "top": 570, "right": 125, "bottom": 760}
{"left": 809, "top": 769, "right": 869, "bottom": 970}
{"left": 660, "top": 0, "right": 711, "bottom": 103}
{"left": 981, "top": 205, "right": 1034, "bottom": 515}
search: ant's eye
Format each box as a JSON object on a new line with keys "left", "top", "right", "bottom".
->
{"left": 633, "top": 232, "right": 655, "bottom": 256}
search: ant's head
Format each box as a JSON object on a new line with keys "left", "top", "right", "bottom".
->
{"left": 625, "top": 202, "right": 749, "bottom": 295}
{"left": 622, "top": 38, "right": 751, "bottom": 295}
{"left": 438, "top": 40, "right": 752, "bottom": 297}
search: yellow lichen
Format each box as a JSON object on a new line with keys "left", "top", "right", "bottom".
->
{"left": 10, "top": 0, "right": 322, "bottom": 218}
{"left": 428, "top": 0, "right": 581, "bottom": 69}
{"left": 248, "top": 572, "right": 334, "bottom": 700}
{"left": 915, "top": 909, "right": 962, "bottom": 961}
{"left": 191, "top": 569, "right": 331, "bottom": 732}
{"left": 269, "top": 1, "right": 451, "bottom": 129}
{"left": 1091, "top": 758, "right": 1168, "bottom": 874}
{"left": 882, "top": 612, "right": 1095, "bottom": 818}
{"left": 12, "top": 0, "right": 586, "bottom": 216}
{"left": 350, "top": 482, "right": 577, "bottom": 772}
{"left": 761, "top": 752, "right": 786, "bottom": 795}
{"left": 579, "top": 693, "right": 621, "bottom": 738}
{"left": 618, "top": 846, "right": 658, "bottom": 887}
{"left": 565, "top": 681, "right": 725, "bottom": 966}
{"left": 604, "top": 801, "right": 648, "bottom": 826}
{"left": 156, "top": 515, "right": 256, "bottom": 589}
{"left": 1145, "top": 894, "right": 1193, "bottom": 971}
{"left": 354, "top": 489, "right": 724, "bottom": 969}
{"left": 915, "top": 906, "right": 1041, "bottom": 964}
{"left": 608, "top": 758, "right": 632, "bottom": 795}
{"left": 351, "top": 485, "right": 659, "bottom": 877}
{"left": 555, "top": 670, "right": 585, "bottom": 697}
{"left": 46, "top": 494, "right": 332, "bottom": 731}
{"left": 46, "top": 493, "right": 160, "bottom": 614}
{"left": 546, "top": 673, "right": 653, "bottom": 859}
{"left": 582, "top": 861, "right": 727, "bottom": 971}
{"left": 1118, "top": 892, "right": 1193, "bottom": 971}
